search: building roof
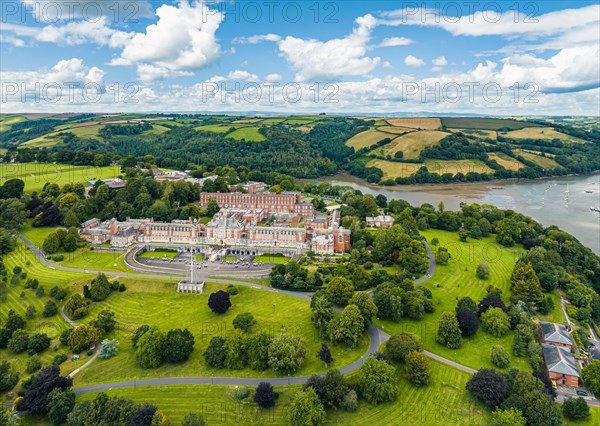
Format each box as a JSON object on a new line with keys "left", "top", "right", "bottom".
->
{"left": 81, "top": 218, "right": 100, "bottom": 227}
{"left": 540, "top": 321, "right": 573, "bottom": 346}
{"left": 542, "top": 343, "right": 580, "bottom": 377}
{"left": 366, "top": 215, "right": 394, "bottom": 222}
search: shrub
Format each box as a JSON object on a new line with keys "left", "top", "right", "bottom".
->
{"left": 254, "top": 382, "right": 277, "bottom": 408}
{"left": 233, "top": 312, "right": 256, "bottom": 332}
{"left": 226, "top": 285, "right": 239, "bottom": 295}
{"left": 53, "top": 354, "right": 68, "bottom": 365}
{"left": 456, "top": 309, "right": 479, "bottom": 337}
{"left": 236, "top": 387, "right": 250, "bottom": 400}
{"left": 480, "top": 307, "right": 510, "bottom": 337}
{"left": 8, "top": 329, "right": 29, "bottom": 353}
{"left": 35, "top": 286, "right": 45, "bottom": 298}
{"left": 406, "top": 351, "right": 432, "bottom": 386}
{"left": 42, "top": 300, "right": 58, "bottom": 317}
{"left": 52, "top": 254, "right": 64, "bottom": 262}
{"left": 385, "top": 333, "right": 422, "bottom": 363}
{"left": 563, "top": 397, "right": 590, "bottom": 420}
{"left": 49, "top": 286, "right": 67, "bottom": 301}
{"left": 27, "top": 333, "right": 51, "bottom": 355}
{"left": 491, "top": 345, "right": 510, "bottom": 368}
{"left": 476, "top": 263, "right": 491, "bottom": 279}
{"left": 118, "top": 283, "right": 127, "bottom": 292}
{"left": 208, "top": 290, "right": 232, "bottom": 314}
{"left": 25, "top": 357, "right": 42, "bottom": 374}
{"left": 340, "top": 390, "right": 358, "bottom": 412}
{"left": 98, "top": 339, "right": 119, "bottom": 359}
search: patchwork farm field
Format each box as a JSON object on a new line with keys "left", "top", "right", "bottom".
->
{"left": 346, "top": 128, "right": 396, "bottom": 149}
{"left": 441, "top": 117, "right": 538, "bottom": 130}
{"left": 516, "top": 150, "right": 563, "bottom": 169}
{"left": 374, "top": 130, "right": 449, "bottom": 160}
{"left": 385, "top": 118, "right": 441, "bottom": 130}
{"left": 0, "top": 163, "right": 121, "bottom": 193}
{"left": 449, "top": 128, "right": 497, "bottom": 140}
{"left": 503, "top": 127, "right": 588, "bottom": 143}
{"left": 368, "top": 158, "right": 494, "bottom": 179}
{"left": 226, "top": 126, "right": 266, "bottom": 141}
{"left": 488, "top": 152, "right": 525, "bottom": 171}
{"left": 73, "top": 280, "right": 368, "bottom": 386}
{"left": 376, "top": 230, "right": 536, "bottom": 371}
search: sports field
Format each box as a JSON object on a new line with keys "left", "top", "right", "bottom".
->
{"left": 0, "top": 163, "right": 121, "bottom": 193}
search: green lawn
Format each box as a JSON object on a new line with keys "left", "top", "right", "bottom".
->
{"left": 53, "top": 248, "right": 131, "bottom": 273}
{"left": 0, "top": 163, "right": 121, "bottom": 193}
{"left": 226, "top": 127, "right": 266, "bottom": 142}
{"left": 195, "top": 124, "right": 236, "bottom": 133}
{"left": 139, "top": 250, "right": 178, "bottom": 259}
{"left": 21, "top": 223, "right": 58, "bottom": 247}
{"left": 253, "top": 254, "right": 290, "bottom": 265}
{"left": 376, "top": 230, "right": 536, "bottom": 371}
{"left": 73, "top": 280, "right": 368, "bottom": 386}
{"left": 223, "top": 255, "right": 237, "bottom": 261}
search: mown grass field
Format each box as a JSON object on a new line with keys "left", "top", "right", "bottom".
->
{"left": 376, "top": 130, "right": 449, "bottom": 160}
{"left": 22, "top": 125, "right": 105, "bottom": 148}
{"left": 504, "top": 127, "right": 588, "bottom": 144}
{"left": 441, "top": 117, "right": 538, "bottom": 130}
{"left": 376, "top": 230, "right": 534, "bottom": 371}
{"left": 54, "top": 249, "right": 131, "bottom": 273}
{"left": 253, "top": 254, "right": 290, "bottom": 264}
{"left": 227, "top": 126, "right": 267, "bottom": 141}
{"left": 139, "top": 250, "right": 178, "bottom": 259}
{"left": 376, "top": 126, "right": 415, "bottom": 135}
{"left": 516, "top": 150, "right": 563, "bottom": 169}
{"left": 0, "top": 163, "right": 121, "bottom": 193}
{"left": 346, "top": 129, "right": 395, "bottom": 150}
{"left": 386, "top": 118, "right": 441, "bottom": 130}
{"left": 368, "top": 159, "right": 494, "bottom": 179}
{"left": 488, "top": 152, "right": 525, "bottom": 171}
{"left": 73, "top": 280, "right": 368, "bottom": 386}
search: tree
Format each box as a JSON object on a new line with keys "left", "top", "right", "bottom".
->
{"left": 466, "top": 369, "right": 510, "bottom": 409}
{"left": 135, "top": 327, "right": 165, "bottom": 369}
{"left": 98, "top": 339, "right": 119, "bottom": 359}
{"left": 563, "top": 397, "right": 590, "bottom": 420}
{"left": 582, "top": 360, "right": 600, "bottom": 396}
{"left": 42, "top": 232, "right": 62, "bottom": 254}
{"left": 455, "top": 296, "right": 478, "bottom": 315}
{"left": 0, "top": 228, "right": 17, "bottom": 255}
{"left": 90, "top": 308, "right": 116, "bottom": 334}
{"left": 0, "top": 179, "right": 25, "bottom": 199}
{"left": 385, "top": 333, "right": 422, "bottom": 363}
{"left": 208, "top": 290, "right": 231, "bottom": 314}
{"left": 510, "top": 262, "right": 543, "bottom": 305}
{"left": 287, "top": 387, "right": 326, "bottom": 426}
{"left": 27, "top": 333, "right": 51, "bottom": 355}
{"left": 0, "top": 361, "right": 19, "bottom": 392}
{"left": 436, "top": 311, "right": 462, "bottom": 349}
{"left": 478, "top": 293, "right": 507, "bottom": 314}
{"left": 480, "top": 307, "right": 510, "bottom": 337}
{"left": 232, "top": 312, "right": 256, "bottom": 332}
{"left": 64, "top": 293, "right": 88, "bottom": 319}
{"left": 373, "top": 283, "right": 403, "bottom": 322}
{"left": 129, "top": 403, "right": 157, "bottom": 426}
{"left": 223, "top": 330, "right": 248, "bottom": 369}
{"left": 68, "top": 324, "right": 101, "bottom": 353}
{"left": 204, "top": 336, "right": 226, "bottom": 368}
{"left": 456, "top": 309, "right": 479, "bottom": 337}
{"left": 435, "top": 247, "right": 450, "bottom": 265}
{"left": 357, "top": 356, "right": 398, "bottom": 404}
{"left": 317, "top": 343, "right": 333, "bottom": 367}
{"left": 19, "top": 365, "right": 72, "bottom": 415}
{"left": 131, "top": 324, "right": 151, "bottom": 348}
{"left": 0, "top": 407, "right": 18, "bottom": 426}
{"left": 247, "top": 332, "right": 272, "bottom": 371}
{"left": 489, "top": 408, "right": 526, "bottom": 426}
{"left": 46, "top": 388, "right": 76, "bottom": 425}
{"left": 348, "top": 292, "right": 378, "bottom": 331}
{"left": 406, "top": 351, "right": 432, "bottom": 386}
{"left": 150, "top": 410, "right": 171, "bottom": 426}
{"left": 311, "top": 292, "right": 334, "bottom": 337}
{"left": 340, "top": 390, "right": 358, "bottom": 412}
{"left": 8, "top": 329, "right": 29, "bottom": 353}
{"left": 326, "top": 276, "right": 354, "bottom": 306}
{"left": 49, "top": 286, "right": 67, "bottom": 301}
{"left": 268, "top": 333, "right": 306, "bottom": 374}
{"left": 206, "top": 198, "right": 220, "bottom": 216}
{"left": 320, "top": 369, "right": 349, "bottom": 409}
{"left": 254, "top": 382, "right": 277, "bottom": 408}
{"left": 63, "top": 209, "right": 80, "bottom": 228}
{"left": 4, "top": 309, "right": 25, "bottom": 333}
{"left": 1, "top": 199, "right": 28, "bottom": 230}
{"left": 89, "top": 273, "right": 112, "bottom": 301}
{"left": 328, "top": 304, "right": 364, "bottom": 347}
{"left": 522, "top": 391, "right": 562, "bottom": 426}
{"left": 182, "top": 411, "right": 206, "bottom": 426}
{"left": 491, "top": 345, "right": 510, "bottom": 368}
{"left": 163, "top": 328, "right": 195, "bottom": 363}
{"left": 476, "top": 263, "right": 491, "bottom": 279}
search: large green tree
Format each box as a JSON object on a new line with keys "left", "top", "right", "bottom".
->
{"left": 326, "top": 276, "right": 354, "bottom": 306}
{"left": 436, "top": 311, "right": 462, "bottom": 349}
{"left": 510, "top": 262, "right": 543, "bottom": 305}
{"left": 385, "top": 333, "right": 422, "bottom": 363}
{"left": 348, "top": 292, "right": 378, "bottom": 331}
{"left": 268, "top": 333, "right": 306, "bottom": 374}
{"left": 135, "top": 327, "right": 165, "bottom": 369}
{"left": 328, "top": 305, "right": 364, "bottom": 347}
{"left": 357, "top": 356, "right": 398, "bottom": 404}
{"left": 287, "top": 387, "right": 326, "bottom": 426}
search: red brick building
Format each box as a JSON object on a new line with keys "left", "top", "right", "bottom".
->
{"left": 199, "top": 191, "right": 314, "bottom": 216}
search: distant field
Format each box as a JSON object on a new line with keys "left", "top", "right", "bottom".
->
{"left": 259, "top": 118, "right": 285, "bottom": 124}
{"left": 503, "top": 127, "right": 588, "bottom": 143}
{"left": 226, "top": 126, "right": 266, "bottom": 141}
{"left": 488, "top": 152, "right": 525, "bottom": 171}
{"left": 283, "top": 118, "right": 315, "bottom": 125}
{"left": 386, "top": 118, "right": 441, "bottom": 130}
{"left": 346, "top": 128, "right": 395, "bottom": 150}
{"left": 373, "top": 119, "right": 389, "bottom": 126}
{"left": 194, "top": 124, "right": 237, "bottom": 133}
{"left": 441, "top": 117, "right": 539, "bottom": 130}
{"left": 516, "top": 150, "right": 562, "bottom": 169}
{"left": 0, "top": 163, "right": 121, "bottom": 193}
{"left": 378, "top": 130, "right": 449, "bottom": 160}
{"left": 0, "top": 115, "right": 27, "bottom": 131}
{"left": 369, "top": 158, "right": 494, "bottom": 178}
{"left": 450, "top": 128, "right": 497, "bottom": 140}
{"left": 376, "top": 126, "right": 415, "bottom": 135}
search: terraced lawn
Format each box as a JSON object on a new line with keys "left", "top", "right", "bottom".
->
{"left": 0, "top": 163, "right": 121, "bottom": 193}
{"left": 74, "top": 280, "right": 368, "bottom": 386}
{"left": 376, "top": 230, "right": 535, "bottom": 371}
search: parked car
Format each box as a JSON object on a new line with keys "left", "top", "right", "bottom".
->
{"left": 577, "top": 390, "right": 588, "bottom": 396}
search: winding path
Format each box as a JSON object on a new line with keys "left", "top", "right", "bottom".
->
{"left": 21, "top": 232, "right": 476, "bottom": 395}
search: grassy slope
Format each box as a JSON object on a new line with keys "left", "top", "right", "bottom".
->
{"left": 346, "top": 128, "right": 394, "bottom": 150}
{"left": 441, "top": 117, "right": 538, "bottom": 130}
{"left": 0, "top": 163, "right": 121, "bottom": 193}
{"left": 368, "top": 158, "right": 494, "bottom": 179}
{"left": 376, "top": 230, "right": 535, "bottom": 371}
{"left": 226, "top": 127, "right": 267, "bottom": 142}
{"left": 73, "top": 280, "right": 368, "bottom": 385}
{"left": 488, "top": 152, "right": 525, "bottom": 171}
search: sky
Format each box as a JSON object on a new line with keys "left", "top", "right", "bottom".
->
{"left": 1, "top": 0, "right": 599, "bottom": 115}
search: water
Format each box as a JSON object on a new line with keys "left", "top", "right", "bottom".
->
{"left": 313, "top": 174, "right": 600, "bottom": 254}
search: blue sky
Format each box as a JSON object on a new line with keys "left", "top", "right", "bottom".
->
{"left": 1, "top": 0, "right": 599, "bottom": 114}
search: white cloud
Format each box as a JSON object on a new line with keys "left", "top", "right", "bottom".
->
{"left": 233, "top": 34, "right": 282, "bottom": 44}
{"left": 431, "top": 67, "right": 443, "bottom": 72}
{"left": 432, "top": 56, "right": 448, "bottom": 66}
{"left": 0, "top": 34, "right": 26, "bottom": 47}
{"left": 136, "top": 64, "right": 194, "bottom": 82}
{"left": 404, "top": 55, "right": 425, "bottom": 67}
{"left": 227, "top": 70, "right": 259, "bottom": 82}
{"left": 276, "top": 14, "right": 381, "bottom": 81}
{"left": 20, "top": 0, "right": 153, "bottom": 22}
{"left": 377, "top": 37, "right": 413, "bottom": 48}
{"left": 110, "top": 1, "right": 223, "bottom": 74}
{"left": 264, "top": 73, "right": 283, "bottom": 83}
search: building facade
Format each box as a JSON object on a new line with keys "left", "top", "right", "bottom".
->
{"left": 542, "top": 343, "right": 580, "bottom": 387}
{"left": 199, "top": 191, "right": 314, "bottom": 216}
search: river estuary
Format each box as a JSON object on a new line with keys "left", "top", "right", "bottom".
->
{"left": 313, "top": 174, "right": 600, "bottom": 254}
